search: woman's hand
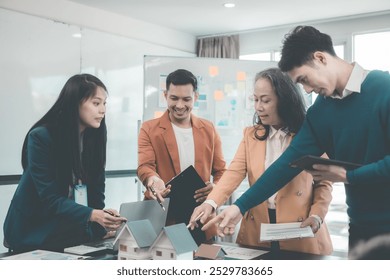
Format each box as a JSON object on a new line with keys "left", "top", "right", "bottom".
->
{"left": 300, "top": 215, "right": 322, "bottom": 234}
{"left": 90, "top": 208, "right": 126, "bottom": 231}
{"left": 201, "top": 204, "right": 243, "bottom": 237}
{"left": 188, "top": 202, "right": 215, "bottom": 230}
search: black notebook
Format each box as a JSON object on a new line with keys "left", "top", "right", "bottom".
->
{"left": 165, "top": 165, "right": 206, "bottom": 224}
{"left": 289, "top": 155, "right": 362, "bottom": 171}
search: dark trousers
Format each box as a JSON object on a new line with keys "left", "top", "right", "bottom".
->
{"left": 349, "top": 223, "right": 390, "bottom": 257}
{"left": 268, "top": 208, "right": 280, "bottom": 251}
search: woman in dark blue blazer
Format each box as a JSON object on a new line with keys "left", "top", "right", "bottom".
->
{"left": 3, "top": 74, "right": 125, "bottom": 253}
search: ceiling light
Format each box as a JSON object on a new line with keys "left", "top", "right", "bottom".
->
{"left": 72, "top": 33, "right": 82, "bottom": 38}
{"left": 223, "top": 3, "right": 235, "bottom": 8}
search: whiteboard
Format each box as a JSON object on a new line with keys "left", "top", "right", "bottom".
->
{"left": 143, "top": 56, "right": 277, "bottom": 162}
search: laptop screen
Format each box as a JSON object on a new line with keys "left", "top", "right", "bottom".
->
{"left": 118, "top": 198, "right": 170, "bottom": 235}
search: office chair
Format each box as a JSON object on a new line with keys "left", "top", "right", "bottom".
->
{"left": 3, "top": 238, "right": 11, "bottom": 253}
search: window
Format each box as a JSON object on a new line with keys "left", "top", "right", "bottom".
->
{"left": 241, "top": 51, "right": 280, "bottom": 62}
{"left": 119, "top": 244, "right": 128, "bottom": 252}
{"left": 156, "top": 250, "right": 162, "bottom": 257}
{"left": 239, "top": 52, "right": 271, "bottom": 61}
{"left": 273, "top": 51, "right": 281, "bottom": 61}
{"left": 354, "top": 30, "right": 390, "bottom": 71}
{"left": 334, "top": 44, "right": 345, "bottom": 59}
{"left": 170, "top": 252, "right": 174, "bottom": 259}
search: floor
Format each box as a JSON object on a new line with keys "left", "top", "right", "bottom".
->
{"left": 325, "top": 182, "right": 349, "bottom": 258}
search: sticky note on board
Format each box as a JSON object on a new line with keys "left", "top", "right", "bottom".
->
{"left": 214, "top": 90, "right": 224, "bottom": 101}
{"left": 209, "top": 66, "right": 219, "bottom": 77}
{"left": 236, "top": 71, "right": 246, "bottom": 81}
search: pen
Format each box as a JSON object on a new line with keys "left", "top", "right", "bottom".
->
{"left": 148, "top": 186, "right": 166, "bottom": 211}
{"left": 103, "top": 209, "right": 120, "bottom": 217}
{"left": 187, "top": 211, "right": 204, "bottom": 228}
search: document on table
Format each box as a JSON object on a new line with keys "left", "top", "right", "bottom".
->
{"left": 0, "top": 249, "right": 90, "bottom": 260}
{"left": 214, "top": 244, "right": 268, "bottom": 260}
{"left": 64, "top": 244, "right": 110, "bottom": 255}
{"left": 260, "top": 222, "right": 314, "bottom": 241}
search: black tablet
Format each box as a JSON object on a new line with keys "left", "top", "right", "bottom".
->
{"left": 289, "top": 155, "right": 362, "bottom": 170}
{"left": 165, "top": 165, "right": 206, "bottom": 224}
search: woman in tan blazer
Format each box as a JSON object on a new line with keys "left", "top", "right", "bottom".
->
{"left": 190, "top": 68, "right": 333, "bottom": 255}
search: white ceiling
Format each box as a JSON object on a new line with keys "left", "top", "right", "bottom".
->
{"left": 68, "top": 0, "right": 390, "bottom": 36}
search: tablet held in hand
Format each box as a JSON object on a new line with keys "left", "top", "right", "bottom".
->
{"left": 289, "top": 155, "right": 362, "bottom": 170}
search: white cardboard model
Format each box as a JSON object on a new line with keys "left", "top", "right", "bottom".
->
{"left": 149, "top": 223, "right": 198, "bottom": 260}
{"left": 113, "top": 219, "right": 157, "bottom": 260}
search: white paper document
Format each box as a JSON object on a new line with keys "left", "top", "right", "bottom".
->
{"left": 214, "top": 244, "right": 268, "bottom": 260}
{"left": 64, "top": 244, "right": 109, "bottom": 255}
{"left": 0, "top": 250, "right": 89, "bottom": 260}
{"left": 260, "top": 222, "right": 314, "bottom": 241}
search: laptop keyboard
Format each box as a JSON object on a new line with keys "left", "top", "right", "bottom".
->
{"left": 86, "top": 238, "right": 114, "bottom": 249}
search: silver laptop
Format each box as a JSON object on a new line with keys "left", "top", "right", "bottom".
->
{"left": 67, "top": 199, "right": 170, "bottom": 253}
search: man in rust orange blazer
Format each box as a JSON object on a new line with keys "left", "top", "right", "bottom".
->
{"left": 137, "top": 69, "right": 226, "bottom": 244}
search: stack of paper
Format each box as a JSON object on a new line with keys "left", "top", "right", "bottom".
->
{"left": 260, "top": 222, "right": 314, "bottom": 241}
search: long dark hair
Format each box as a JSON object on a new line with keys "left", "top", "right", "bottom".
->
{"left": 253, "top": 68, "right": 306, "bottom": 141}
{"left": 21, "top": 74, "right": 107, "bottom": 186}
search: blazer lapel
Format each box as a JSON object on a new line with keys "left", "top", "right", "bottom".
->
{"left": 160, "top": 111, "right": 181, "bottom": 175}
{"left": 248, "top": 131, "right": 266, "bottom": 183}
{"left": 191, "top": 114, "right": 205, "bottom": 171}
{"left": 248, "top": 129, "right": 294, "bottom": 184}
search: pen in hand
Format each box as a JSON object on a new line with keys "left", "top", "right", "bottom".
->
{"left": 187, "top": 212, "right": 204, "bottom": 229}
{"left": 103, "top": 209, "right": 126, "bottom": 221}
{"left": 103, "top": 209, "right": 119, "bottom": 217}
{"left": 148, "top": 186, "right": 166, "bottom": 211}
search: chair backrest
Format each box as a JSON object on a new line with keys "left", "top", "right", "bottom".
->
{"left": 3, "top": 238, "right": 11, "bottom": 253}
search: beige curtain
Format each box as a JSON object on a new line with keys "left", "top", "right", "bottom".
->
{"left": 197, "top": 34, "right": 239, "bottom": 58}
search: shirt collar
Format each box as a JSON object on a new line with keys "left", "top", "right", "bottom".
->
{"left": 268, "top": 126, "right": 289, "bottom": 140}
{"left": 331, "top": 62, "right": 369, "bottom": 99}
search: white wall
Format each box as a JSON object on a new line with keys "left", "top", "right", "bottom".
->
{"left": 0, "top": 8, "right": 195, "bottom": 174}
{"left": 0, "top": 0, "right": 196, "bottom": 53}
{"left": 0, "top": 1, "right": 196, "bottom": 253}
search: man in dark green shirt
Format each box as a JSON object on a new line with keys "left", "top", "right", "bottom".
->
{"left": 202, "top": 25, "right": 390, "bottom": 257}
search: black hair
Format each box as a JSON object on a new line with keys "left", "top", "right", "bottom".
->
{"left": 253, "top": 68, "right": 306, "bottom": 141}
{"left": 21, "top": 73, "right": 107, "bottom": 186}
{"left": 166, "top": 69, "right": 198, "bottom": 91}
{"left": 278, "top": 25, "right": 336, "bottom": 72}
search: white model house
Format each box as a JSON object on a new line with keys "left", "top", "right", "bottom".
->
{"left": 149, "top": 223, "right": 198, "bottom": 260}
{"left": 113, "top": 219, "right": 157, "bottom": 260}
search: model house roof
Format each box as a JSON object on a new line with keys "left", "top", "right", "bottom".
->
{"left": 114, "top": 219, "right": 157, "bottom": 248}
{"left": 195, "top": 244, "right": 226, "bottom": 260}
{"left": 155, "top": 223, "right": 198, "bottom": 254}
